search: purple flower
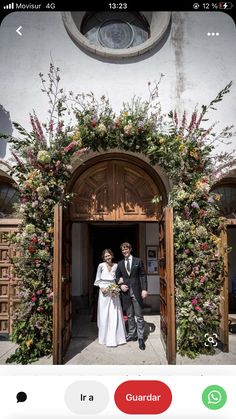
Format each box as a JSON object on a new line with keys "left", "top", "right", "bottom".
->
{"left": 191, "top": 201, "right": 199, "bottom": 209}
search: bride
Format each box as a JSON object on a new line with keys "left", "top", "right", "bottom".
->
{"left": 94, "top": 249, "right": 127, "bottom": 347}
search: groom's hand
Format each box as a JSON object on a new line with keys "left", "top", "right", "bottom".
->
{"left": 121, "top": 284, "right": 129, "bottom": 292}
{"left": 141, "top": 290, "right": 148, "bottom": 299}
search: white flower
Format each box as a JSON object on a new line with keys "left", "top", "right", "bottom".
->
{"left": 97, "top": 123, "right": 107, "bottom": 136}
{"left": 37, "top": 150, "right": 51, "bottom": 164}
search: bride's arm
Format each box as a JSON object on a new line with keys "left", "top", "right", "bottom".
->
{"left": 94, "top": 264, "right": 107, "bottom": 294}
{"left": 94, "top": 263, "right": 103, "bottom": 287}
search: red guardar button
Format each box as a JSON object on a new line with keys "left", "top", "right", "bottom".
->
{"left": 114, "top": 380, "right": 172, "bottom": 414}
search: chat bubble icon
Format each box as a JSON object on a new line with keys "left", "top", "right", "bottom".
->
{"left": 202, "top": 385, "right": 227, "bottom": 410}
{"left": 208, "top": 390, "right": 222, "bottom": 404}
{"left": 16, "top": 392, "right": 27, "bottom": 403}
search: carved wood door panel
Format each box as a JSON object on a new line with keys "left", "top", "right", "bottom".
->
{"left": 159, "top": 207, "right": 176, "bottom": 364}
{"left": 70, "top": 159, "right": 162, "bottom": 221}
{"left": 0, "top": 219, "right": 21, "bottom": 336}
{"left": 218, "top": 225, "right": 229, "bottom": 352}
{"left": 53, "top": 205, "right": 72, "bottom": 364}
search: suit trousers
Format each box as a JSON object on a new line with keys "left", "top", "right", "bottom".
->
{"left": 126, "top": 295, "right": 145, "bottom": 339}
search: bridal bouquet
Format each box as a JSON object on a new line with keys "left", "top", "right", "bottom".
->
{"left": 107, "top": 283, "right": 120, "bottom": 297}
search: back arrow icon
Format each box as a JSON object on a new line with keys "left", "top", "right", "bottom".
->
{"left": 16, "top": 26, "right": 22, "bottom": 36}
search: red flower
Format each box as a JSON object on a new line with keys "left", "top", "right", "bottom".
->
{"left": 92, "top": 118, "right": 97, "bottom": 127}
{"left": 114, "top": 118, "right": 120, "bottom": 128}
{"left": 31, "top": 296, "right": 37, "bottom": 303}
{"left": 28, "top": 245, "right": 36, "bottom": 254}
{"left": 199, "top": 209, "right": 207, "bottom": 218}
{"left": 200, "top": 243, "right": 209, "bottom": 250}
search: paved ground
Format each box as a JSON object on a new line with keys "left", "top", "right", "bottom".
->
{"left": 1, "top": 315, "right": 236, "bottom": 365}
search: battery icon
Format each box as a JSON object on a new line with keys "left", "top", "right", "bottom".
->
{"left": 218, "top": 2, "right": 233, "bottom": 8}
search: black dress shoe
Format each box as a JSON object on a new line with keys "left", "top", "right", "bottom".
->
{"left": 126, "top": 335, "right": 138, "bottom": 342}
{"left": 138, "top": 339, "right": 146, "bottom": 350}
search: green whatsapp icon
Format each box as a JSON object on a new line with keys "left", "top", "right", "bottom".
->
{"left": 202, "top": 385, "right": 227, "bottom": 410}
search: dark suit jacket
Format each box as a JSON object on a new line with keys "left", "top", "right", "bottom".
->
{"left": 115, "top": 256, "right": 147, "bottom": 310}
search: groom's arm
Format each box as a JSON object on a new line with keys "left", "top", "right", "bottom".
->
{"left": 139, "top": 259, "right": 148, "bottom": 292}
{"left": 115, "top": 263, "right": 122, "bottom": 284}
{"left": 116, "top": 263, "right": 129, "bottom": 292}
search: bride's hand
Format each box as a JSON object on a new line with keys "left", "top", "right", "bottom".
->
{"left": 101, "top": 288, "right": 108, "bottom": 294}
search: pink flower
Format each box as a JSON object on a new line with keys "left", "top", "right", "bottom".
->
{"left": 174, "top": 110, "right": 178, "bottom": 127}
{"left": 31, "top": 296, "right": 37, "bottom": 303}
{"left": 124, "top": 124, "right": 132, "bottom": 135}
{"left": 191, "top": 298, "right": 198, "bottom": 305}
{"left": 184, "top": 249, "right": 190, "bottom": 254}
{"left": 36, "top": 290, "right": 43, "bottom": 295}
{"left": 195, "top": 306, "right": 202, "bottom": 312}
{"left": 193, "top": 265, "right": 199, "bottom": 273}
{"left": 75, "top": 148, "right": 87, "bottom": 156}
{"left": 64, "top": 141, "right": 77, "bottom": 152}
{"left": 200, "top": 276, "right": 206, "bottom": 283}
{"left": 49, "top": 119, "right": 54, "bottom": 132}
{"left": 57, "top": 121, "right": 64, "bottom": 132}
{"left": 55, "top": 160, "right": 61, "bottom": 174}
{"left": 114, "top": 118, "right": 120, "bottom": 128}
{"left": 92, "top": 118, "right": 97, "bottom": 127}
{"left": 188, "top": 111, "right": 197, "bottom": 132}
{"left": 48, "top": 292, "right": 53, "bottom": 299}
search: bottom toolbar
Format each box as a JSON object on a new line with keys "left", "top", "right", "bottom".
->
{"left": 0, "top": 375, "right": 235, "bottom": 418}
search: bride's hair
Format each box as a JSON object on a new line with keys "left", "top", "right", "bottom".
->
{"left": 102, "top": 249, "right": 114, "bottom": 260}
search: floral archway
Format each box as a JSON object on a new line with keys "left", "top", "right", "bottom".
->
{"left": 5, "top": 65, "right": 234, "bottom": 363}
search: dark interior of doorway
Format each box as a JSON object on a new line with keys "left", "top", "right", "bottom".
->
{"left": 228, "top": 225, "right": 236, "bottom": 314}
{"left": 90, "top": 223, "right": 139, "bottom": 267}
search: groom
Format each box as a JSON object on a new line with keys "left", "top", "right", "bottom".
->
{"left": 116, "top": 242, "right": 148, "bottom": 350}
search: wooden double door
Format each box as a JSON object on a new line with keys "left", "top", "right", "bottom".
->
{"left": 53, "top": 205, "right": 176, "bottom": 364}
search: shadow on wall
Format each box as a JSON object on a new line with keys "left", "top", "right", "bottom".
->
{"left": 0, "top": 104, "right": 13, "bottom": 159}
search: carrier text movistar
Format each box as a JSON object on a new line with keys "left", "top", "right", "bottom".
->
{"left": 15, "top": 3, "right": 42, "bottom": 9}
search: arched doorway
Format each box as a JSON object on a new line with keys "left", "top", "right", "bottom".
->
{"left": 69, "top": 152, "right": 166, "bottom": 317}
{"left": 53, "top": 153, "right": 175, "bottom": 364}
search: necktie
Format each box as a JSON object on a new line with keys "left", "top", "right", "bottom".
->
{"left": 126, "top": 258, "right": 131, "bottom": 274}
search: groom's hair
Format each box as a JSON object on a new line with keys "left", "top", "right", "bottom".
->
{"left": 120, "top": 242, "right": 132, "bottom": 250}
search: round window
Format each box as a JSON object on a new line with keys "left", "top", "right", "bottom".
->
{"left": 62, "top": 11, "right": 171, "bottom": 59}
{"left": 81, "top": 12, "right": 149, "bottom": 50}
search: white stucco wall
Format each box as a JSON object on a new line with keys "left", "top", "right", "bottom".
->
{"left": 0, "top": 11, "right": 235, "bottom": 161}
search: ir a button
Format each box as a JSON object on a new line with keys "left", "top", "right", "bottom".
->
{"left": 114, "top": 380, "right": 172, "bottom": 414}
{"left": 65, "top": 381, "right": 109, "bottom": 415}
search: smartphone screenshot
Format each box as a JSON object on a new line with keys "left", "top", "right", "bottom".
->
{"left": 0, "top": 0, "right": 236, "bottom": 417}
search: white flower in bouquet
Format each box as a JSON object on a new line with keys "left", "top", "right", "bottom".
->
{"left": 107, "top": 283, "right": 120, "bottom": 297}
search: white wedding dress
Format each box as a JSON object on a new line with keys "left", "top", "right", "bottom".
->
{"left": 94, "top": 262, "right": 127, "bottom": 347}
